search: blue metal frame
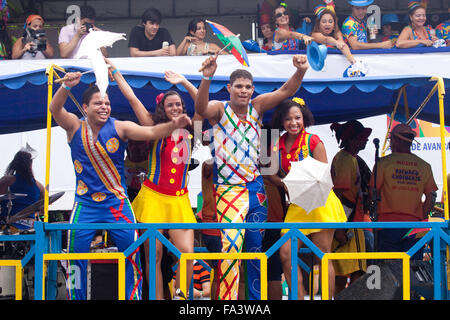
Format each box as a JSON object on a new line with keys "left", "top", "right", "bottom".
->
{"left": 4, "top": 220, "right": 448, "bottom": 300}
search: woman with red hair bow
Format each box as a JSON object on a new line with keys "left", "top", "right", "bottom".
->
{"left": 106, "top": 58, "right": 202, "bottom": 299}
{"left": 311, "top": 1, "right": 356, "bottom": 65}
{"left": 396, "top": 0, "right": 438, "bottom": 48}
{"left": 12, "top": 14, "right": 54, "bottom": 59}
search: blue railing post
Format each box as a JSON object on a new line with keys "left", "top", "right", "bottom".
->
{"left": 289, "top": 235, "right": 298, "bottom": 300}
{"left": 33, "top": 221, "right": 45, "bottom": 300}
{"left": 46, "top": 229, "right": 61, "bottom": 300}
{"left": 148, "top": 228, "right": 156, "bottom": 300}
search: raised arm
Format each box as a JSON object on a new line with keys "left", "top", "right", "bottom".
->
{"left": 106, "top": 58, "right": 154, "bottom": 126}
{"left": 48, "top": 72, "right": 82, "bottom": 139}
{"left": 252, "top": 55, "right": 309, "bottom": 114}
{"left": 164, "top": 70, "right": 198, "bottom": 101}
{"left": 195, "top": 55, "right": 224, "bottom": 125}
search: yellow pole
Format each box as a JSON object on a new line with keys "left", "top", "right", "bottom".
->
{"left": 15, "top": 264, "right": 23, "bottom": 300}
{"left": 321, "top": 256, "right": 330, "bottom": 300}
{"left": 44, "top": 65, "right": 54, "bottom": 222}
{"left": 44, "top": 64, "right": 66, "bottom": 222}
{"left": 382, "top": 86, "right": 405, "bottom": 156}
{"left": 431, "top": 76, "right": 449, "bottom": 291}
{"left": 431, "top": 77, "right": 448, "bottom": 220}
{"left": 118, "top": 256, "right": 126, "bottom": 300}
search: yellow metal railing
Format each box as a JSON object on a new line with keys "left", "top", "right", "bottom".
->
{"left": 43, "top": 252, "right": 127, "bottom": 300}
{"left": 178, "top": 252, "right": 268, "bottom": 300}
{"left": 0, "top": 260, "right": 23, "bottom": 300}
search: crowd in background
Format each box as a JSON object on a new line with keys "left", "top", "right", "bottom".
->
{"left": 0, "top": 0, "right": 448, "bottom": 301}
{"left": 0, "top": 0, "right": 449, "bottom": 61}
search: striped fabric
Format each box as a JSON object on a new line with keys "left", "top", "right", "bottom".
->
{"left": 212, "top": 102, "right": 262, "bottom": 185}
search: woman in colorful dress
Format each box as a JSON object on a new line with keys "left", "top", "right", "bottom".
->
{"left": 107, "top": 58, "right": 201, "bottom": 299}
{"left": 396, "top": 1, "right": 438, "bottom": 48}
{"left": 270, "top": 98, "right": 347, "bottom": 299}
{"left": 311, "top": 1, "right": 356, "bottom": 65}
{"left": 272, "top": 3, "right": 312, "bottom": 51}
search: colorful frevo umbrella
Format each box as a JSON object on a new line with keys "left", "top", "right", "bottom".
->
{"left": 205, "top": 20, "right": 250, "bottom": 67}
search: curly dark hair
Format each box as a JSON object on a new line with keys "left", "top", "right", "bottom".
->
{"left": 5, "top": 151, "right": 34, "bottom": 184}
{"left": 152, "top": 91, "right": 187, "bottom": 124}
{"left": 151, "top": 91, "right": 194, "bottom": 150}
{"left": 271, "top": 99, "right": 315, "bottom": 131}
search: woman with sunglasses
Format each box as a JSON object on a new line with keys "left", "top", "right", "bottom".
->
{"left": 311, "top": 2, "right": 356, "bottom": 65}
{"left": 272, "top": 4, "right": 313, "bottom": 51}
{"left": 396, "top": 1, "right": 438, "bottom": 48}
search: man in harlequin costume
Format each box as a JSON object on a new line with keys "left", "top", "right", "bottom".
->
{"left": 195, "top": 54, "right": 309, "bottom": 300}
{"left": 49, "top": 71, "right": 191, "bottom": 300}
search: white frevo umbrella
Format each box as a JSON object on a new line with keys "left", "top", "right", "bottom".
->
{"left": 282, "top": 157, "right": 333, "bottom": 213}
{"left": 74, "top": 30, "right": 126, "bottom": 97}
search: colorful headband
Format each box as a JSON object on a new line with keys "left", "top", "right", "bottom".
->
{"left": 314, "top": 0, "right": 335, "bottom": 17}
{"left": 155, "top": 92, "right": 164, "bottom": 105}
{"left": 292, "top": 97, "right": 306, "bottom": 106}
{"left": 26, "top": 14, "right": 44, "bottom": 26}
{"left": 408, "top": 0, "right": 427, "bottom": 11}
{"left": 279, "top": 2, "right": 287, "bottom": 8}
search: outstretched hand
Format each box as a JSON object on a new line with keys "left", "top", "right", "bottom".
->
{"left": 172, "top": 114, "right": 192, "bottom": 129}
{"left": 292, "top": 55, "right": 309, "bottom": 73}
{"left": 165, "top": 70, "right": 186, "bottom": 85}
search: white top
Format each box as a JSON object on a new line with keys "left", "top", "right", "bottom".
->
{"left": 58, "top": 23, "right": 87, "bottom": 59}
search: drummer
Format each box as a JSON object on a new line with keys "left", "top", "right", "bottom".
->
{"left": 0, "top": 149, "right": 44, "bottom": 231}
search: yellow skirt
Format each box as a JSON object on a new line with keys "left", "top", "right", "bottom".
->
{"left": 131, "top": 184, "right": 197, "bottom": 224}
{"left": 281, "top": 190, "right": 347, "bottom": 236}
{"left": 332, "top": 228, "right": 367, "bottom": 276}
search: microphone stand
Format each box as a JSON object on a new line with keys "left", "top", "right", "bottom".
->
{"left": 370, "top": 138, "right": 381, "bottom": 253}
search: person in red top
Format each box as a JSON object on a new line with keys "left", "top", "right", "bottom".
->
{"left": 370, "top": 123, "right": 438, "bottom": 260}
{"left": 269, "top": 98, "right": 347, "bottom": 299}
{"left": 107, "top": 58, "right": 201, "bottom": 299}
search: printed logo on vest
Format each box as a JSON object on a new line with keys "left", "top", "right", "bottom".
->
{"left": 92, "top": 192, "right": 106, "bottom": 202}
{"left": 106, "top": 138, "right": 119, "bottom": 153}
{"left": 76, "top": 180, "right": 88, "bottom": 195}
{"left": 74, "top": 160, "right": 83, "bottom": 174}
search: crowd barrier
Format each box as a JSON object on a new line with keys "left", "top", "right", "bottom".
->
{"left": 1, "top": 220, "right": 449, "bottom": 300}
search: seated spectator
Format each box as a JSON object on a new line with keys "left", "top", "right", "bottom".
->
{"left": 311, "top": 1, "right": 356, "bottom": 65}
{"left": 272, "top": 3, "right": 312, "bottom": 51}
{"left": 342, "top": 0, "right": 393, "bottom": 50}
{"left": 176, "top": 18, "right": 222, "bottom": 56}
{"left": 58, "top": 5, "right": 107, "bottom": 58}
{"left": 259, "top": 13, "right": 274, "bottom": 51}
{"left": 380, "top": 13, "right": 402, "bottom": 44}
{"left": 0, "top": 15, "right": 13, "bottom": 60}
{"left": 128, "top": 8, "right": 176, "bottom": 57}
{"left": 396, "top": 1, "right": 438, "bottom": 48}
{"left": 12, "top": 14, "right": 54, "bottom": 59}
{"left": 435, "top": 8, "right": 450, "bottom": 46}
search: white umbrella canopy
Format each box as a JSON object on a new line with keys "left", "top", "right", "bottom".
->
{"left": 282, "top": 157, "right": 333, "bottom": 213}
{"left": 74, "top": 30, "right": 126, "bottom": 97}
